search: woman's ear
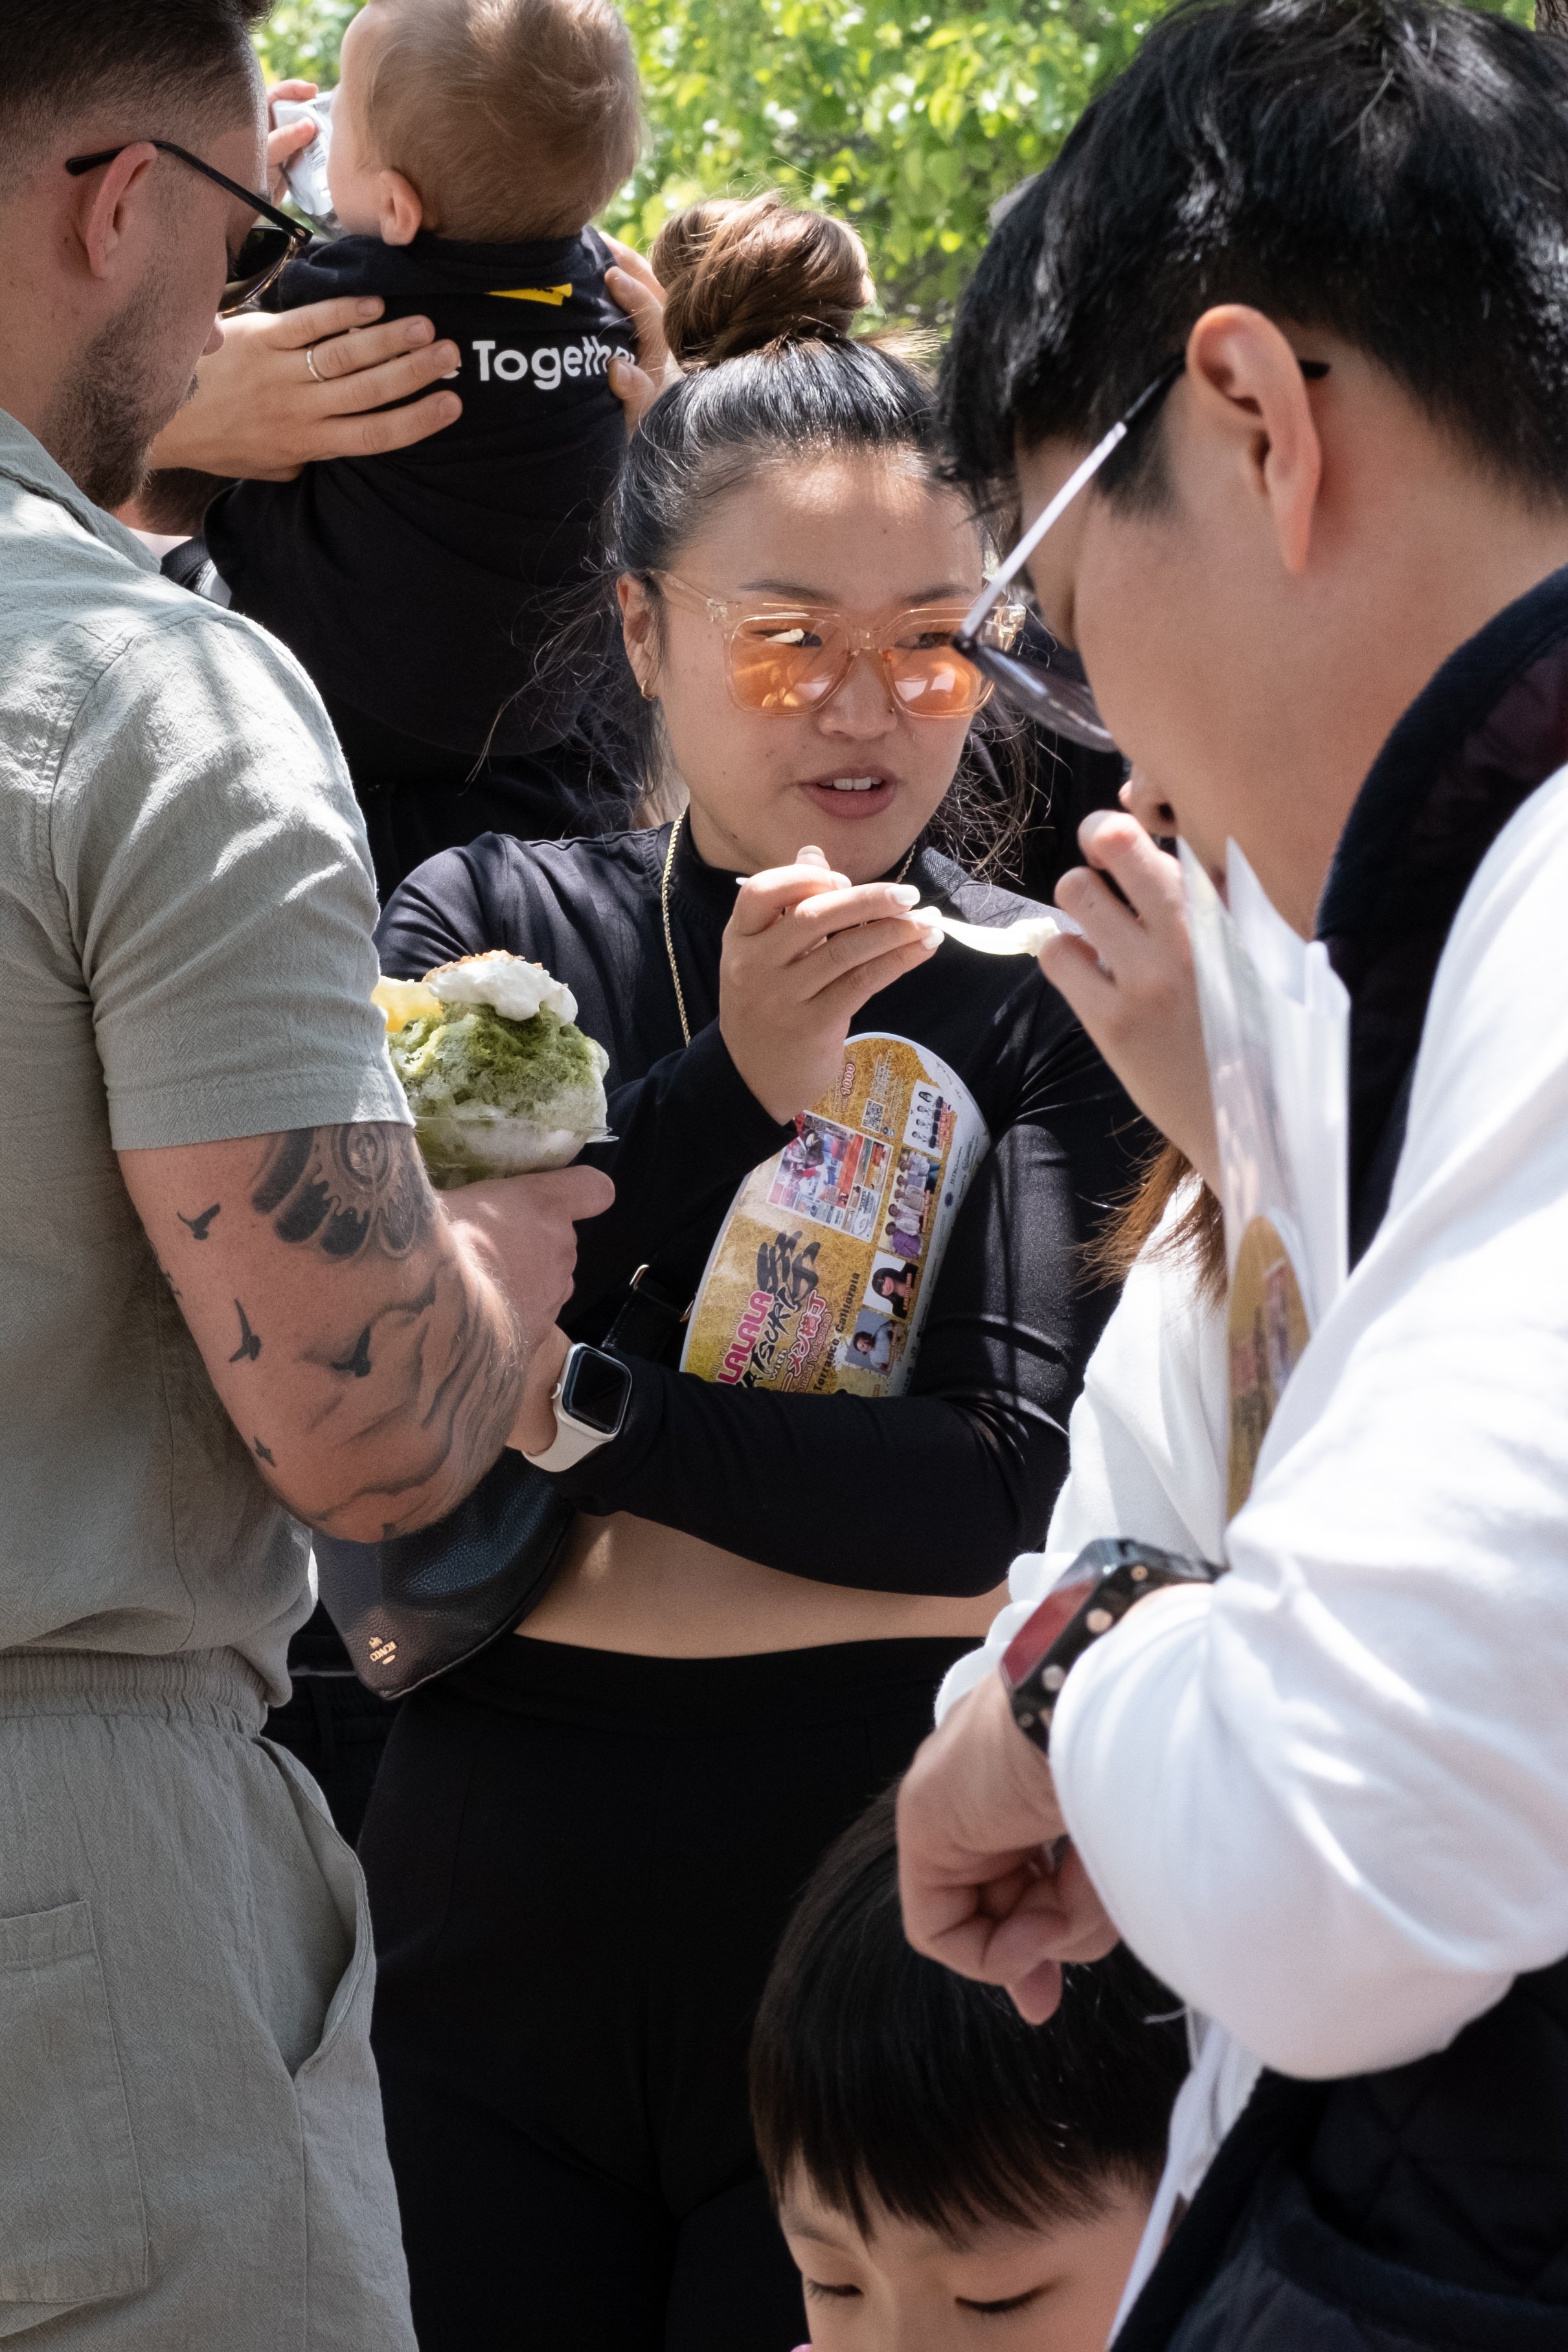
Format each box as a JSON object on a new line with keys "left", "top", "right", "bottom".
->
{"left": 375, "top": 168, "right": 424, "bottom": 246}
{"left": 617, "top": 574, "right": 660, "bottom": 700}
{"left": 1184, "top": 306, "right": 1324, "bottom": 577}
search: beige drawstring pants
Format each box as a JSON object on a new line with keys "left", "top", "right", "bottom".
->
{"left": 0, "top": 1650, "right": 415, "bottom": 2349}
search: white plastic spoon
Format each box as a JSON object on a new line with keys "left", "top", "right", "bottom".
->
{"left": 918, "top": 906, "right": 1085, "bottom": 957}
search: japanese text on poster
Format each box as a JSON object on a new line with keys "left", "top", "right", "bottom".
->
{"left": 681, "top": 1034, "right": 989, "bottom": 1399}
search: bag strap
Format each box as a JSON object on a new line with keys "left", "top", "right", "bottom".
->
{"left": 597, "top": 1189, "right": 731, "bottom": 1362}
{"left": 601, "top": 1260, "right": 692, "bottom": 1362}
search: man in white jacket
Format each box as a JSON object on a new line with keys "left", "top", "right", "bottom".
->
{"left": 899, "top": 3, "right": 1568, "bottom": 2346}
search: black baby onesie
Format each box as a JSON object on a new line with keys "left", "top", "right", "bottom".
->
{"left": 206, "top": 228, "right": 634, "bottom": 780}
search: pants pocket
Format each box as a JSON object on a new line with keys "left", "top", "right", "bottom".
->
{"left": 262, "top": 1737, "right": 375, "bottom": 2081}
{"left": 0, "top": 1901, "right": 148, "bottom": 2327}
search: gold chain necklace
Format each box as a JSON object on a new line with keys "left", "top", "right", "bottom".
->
{"left": 660, "top": 809, "right": 920, "bottom": 1050}
{"left": 660, "top": 812, "right": 694, "bottom": 1046}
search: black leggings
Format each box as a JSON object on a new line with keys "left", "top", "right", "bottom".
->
{"left": 358, "top": 1633, "right": 972, "bottom": 2351}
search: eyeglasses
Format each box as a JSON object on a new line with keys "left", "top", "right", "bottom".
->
{"left": 953, "top": 353, "right": 1332, "bottom": 750}
{"left": 652, "top": 571, "right": 1024, "bottom": 720}
{"left": 65, "top": 141, "right": 310, "bottom": 314}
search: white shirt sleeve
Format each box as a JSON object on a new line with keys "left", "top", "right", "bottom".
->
{"left": 934, "top": 1196, "right": 1229, "bottom": 1722}
{"left": 1052, "top": 769, "right": 1568, "bottom": 2080}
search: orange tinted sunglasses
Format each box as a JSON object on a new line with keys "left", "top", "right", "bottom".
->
{"left": 652, "top": 572, "right": 1023, "bottom": 719}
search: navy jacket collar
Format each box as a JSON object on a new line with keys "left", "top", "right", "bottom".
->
{"left": 1319, "top": 562, "right": 1568, "bottom": 944}
{"left": 1313, "top": 562, "right": 1568, "bottom": 1254}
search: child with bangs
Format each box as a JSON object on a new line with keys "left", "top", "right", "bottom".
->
{"left": 751, "top": 1790, "right": 1188, "bottom": 2348}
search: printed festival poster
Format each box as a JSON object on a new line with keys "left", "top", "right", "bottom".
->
{"left": 681, "top": 1034, "right": 990, "bottom": 1400}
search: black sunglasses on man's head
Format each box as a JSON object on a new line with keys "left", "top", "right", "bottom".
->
{"left": 65, "top": 141, "right": 310, "bottom": 314}
{"left": 954, "top": 352, "right": 1332, "bottom": 751}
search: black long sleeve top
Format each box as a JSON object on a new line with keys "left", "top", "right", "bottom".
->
{"left": 376, "top": 821, "right": 1149, "bottom": 1596}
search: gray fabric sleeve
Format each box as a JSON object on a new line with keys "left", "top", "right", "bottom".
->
{"left": 49, "top": 610, "right": 411, "bottom": 1149}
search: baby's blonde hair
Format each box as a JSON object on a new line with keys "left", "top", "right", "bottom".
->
{"left": 361, "top": 0, "right": 641, "bottom": 242}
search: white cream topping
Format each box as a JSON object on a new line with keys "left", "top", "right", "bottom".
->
{"left": 424, "top": 952, "right": 579, "bottom": 1025}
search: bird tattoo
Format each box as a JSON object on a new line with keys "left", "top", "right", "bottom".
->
{"left": 330, "top": 1323, "right": 374, "bottom": 1379}
{"left": 253, "top": 1437, "right": 275, "bottom": 1465}
{"left": 228, "top": 1301, "right": 262, "bottom": 1364}
{"left": 177, "top": 1204, "right": 221, "bottom": 1240}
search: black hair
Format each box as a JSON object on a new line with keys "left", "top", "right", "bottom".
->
{"left": 751, "top": 1788, "right": 1188, "bottom": 2241}
{"left": 944, "top": 0, "right": 1568, "bottom": 507}
{"left": 550, "top": 196, "right": 1035, "bottom": 873}
{"left": 0, "top": 0, "right": 262, "bottom": 195}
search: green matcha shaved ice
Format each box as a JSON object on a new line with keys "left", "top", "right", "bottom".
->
{"left": 385, "top": 1001, "right": 609, "bottom": 1187}
{"left": 390, "top": 1003, "right": 602, "bottom": 1121}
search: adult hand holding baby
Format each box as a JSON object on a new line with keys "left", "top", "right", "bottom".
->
{"left": 144, "top": 297, "right": 464, "bottom": 483}
{"left": 144, "top": 74, "right": 465, "bottom": 485}
{"left": 603, "top": 236, "right": 681, "bottom": 431}
{"left": 720, "top": 845, "right": 941, "bottom": 1123}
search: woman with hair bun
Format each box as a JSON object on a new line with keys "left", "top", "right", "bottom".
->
{"left": 653, "top": 191, "right": 873, "bottom": 364}
{"left": 359, "top": 196, "right": 1147, "bottom": 2351}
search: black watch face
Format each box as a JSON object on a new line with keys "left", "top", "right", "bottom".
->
{"left": 560, "top": 1347, "right": 631, "bottom": 1437}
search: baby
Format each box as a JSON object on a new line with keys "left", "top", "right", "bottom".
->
{"left": 205, "top": 0, "right": 642, "bottom": 889}
{"left": 751, "top": 1790, "right": 1187, "bottom": 2349}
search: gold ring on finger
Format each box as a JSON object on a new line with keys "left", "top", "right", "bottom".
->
{"left": 304, "top": 344, "right": 326, "bottom": 385}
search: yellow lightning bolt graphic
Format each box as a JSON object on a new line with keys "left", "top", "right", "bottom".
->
{"left": 487, "top": 284, "right": 573, "bottom": 306}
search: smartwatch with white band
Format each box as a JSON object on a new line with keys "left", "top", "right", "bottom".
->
{"left": 522, "top": 1342, "right": 633, "bottom": 1473}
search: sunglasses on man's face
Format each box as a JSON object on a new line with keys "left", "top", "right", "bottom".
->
{"left": 65, "top": 141, "right": 310, "bottom": 314}
{"left": 953, "top": 352, "right": 1332, "bottom": 751}
{"left": 654, "top": 571, "right": 1024, "bottom": 721}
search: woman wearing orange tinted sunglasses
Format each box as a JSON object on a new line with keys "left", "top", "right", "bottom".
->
{"left": 360, "top": 196, "right": 1150, "bottom": 2352}
{"left": 651, "top": 570, "right": 1023, "bottom": 721}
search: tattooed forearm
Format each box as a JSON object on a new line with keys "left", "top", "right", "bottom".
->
{"left": 301, "top": 1273, "right": 438, "bottom": 1421}
{"left": 252, "top": 1125, "right": 433, "bottom": 1261}
{"left": 120, "top": 1119, "right": 542, "bottom": 1545}
{"left": 288, "top": 1248, "right": 527, "bottom": 1539}
{"left": 255, "top": 1128, "right": 528, "bottom": 1525}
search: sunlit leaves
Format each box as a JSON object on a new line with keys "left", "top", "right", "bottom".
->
{"left": 255, "top": 0, "right": 1540, "bottom": 325}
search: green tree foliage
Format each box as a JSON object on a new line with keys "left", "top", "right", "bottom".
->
{"left": 256, "top": 0, "right": 1537, "bottom": 323}
{"left": 254, "top": 0, "right": 363, "bottom": 84}
{"left": 612, "top": 0, "right": 1156, "bottom": 317}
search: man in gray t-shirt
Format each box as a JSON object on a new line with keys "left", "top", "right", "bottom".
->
{"left": 0, "top": 8, "right": 607, "bottom": 2343}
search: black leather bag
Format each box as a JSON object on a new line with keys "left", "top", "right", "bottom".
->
{"left": 313, "top": 1261, "right": 690, "bottom": 1698}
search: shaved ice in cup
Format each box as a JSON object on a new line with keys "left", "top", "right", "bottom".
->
{"left": 374, "top": 952, "right": 611, "bottom": 1188}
